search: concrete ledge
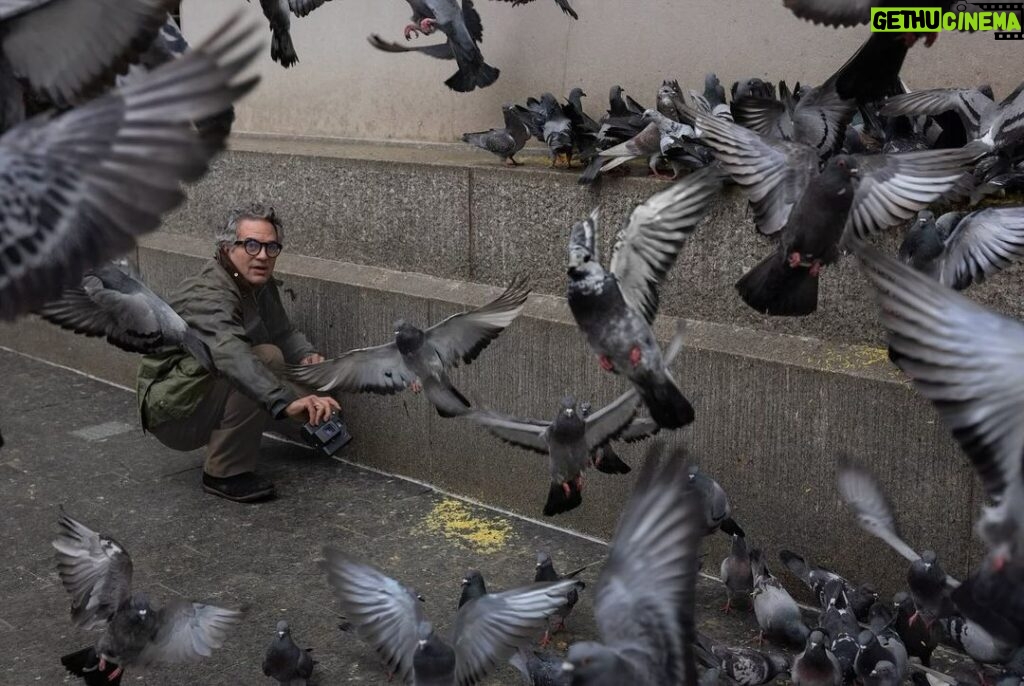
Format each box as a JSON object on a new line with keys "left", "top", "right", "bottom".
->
{"left": 0, "top": 231, "right": 984, "bottom": 597}
{"left": 156, "top": 136, "right": 1024, "bottom": 348}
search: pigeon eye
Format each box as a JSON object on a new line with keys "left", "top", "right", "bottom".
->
{"left": 582, "top": 254, "right": 591, "bottom": 263}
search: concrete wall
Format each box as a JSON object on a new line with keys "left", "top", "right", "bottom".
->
{"left": 182, "top": 0, "right": 1021, "bottom": 143}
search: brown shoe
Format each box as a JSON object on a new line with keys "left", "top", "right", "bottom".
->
{"left": 202, "top": 472, "right": 276, "bottom": 503}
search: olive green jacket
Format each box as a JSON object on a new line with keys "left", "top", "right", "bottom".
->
{"left": 136, "top": 254, "right": 315, "bottom": 430}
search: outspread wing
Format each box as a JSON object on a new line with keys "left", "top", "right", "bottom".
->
{"left": 425, "top": 277, "right": 531, "bottom": 368}
{"left": 781, "top": 0, "right": 875, "bottom": 26}
{"left": 465, "top": 409, "right": 550, "bottom": 454}
{"left": 286, "top": 342, "right": 415, "bottom": 395}
{"left": 137, "top": 599, "right": 243, "bottom": 665}
{"left": 609, "top": 166, "right": 724, "bottom": 323}
{"left": 936, "top": 208, "right": 1024, "bottom": 289}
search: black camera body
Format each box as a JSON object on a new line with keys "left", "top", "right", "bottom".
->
{"left": 302, "top": 411, "right": 352, "bottom": 456}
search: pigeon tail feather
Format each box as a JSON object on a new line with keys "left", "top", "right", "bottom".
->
{"left": 735, "top": 251, "right": 820, "bottom": 317}
{"left": 638, "top": 375, "right": 694, "bottom": 430}
{"left": 543, "top": 480, "right": 583, "bottom": 516}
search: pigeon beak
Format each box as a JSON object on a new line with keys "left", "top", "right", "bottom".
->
{"left": 418, "top": 639, "right": 427, "bottom": 648}
{"left": 849, "top": 167, "right": 860, "bottom": 177}
{"left": 278, "top": 631, "right": 285, "bottom": 637}
{"left": 138, "top": 609, "right": 147, "bottom": 616}
{"left": 461, "top": 578, "right": 468, "bottom": 585}
{"left": 561, "top": 662, "right": 575, "bottom": 672}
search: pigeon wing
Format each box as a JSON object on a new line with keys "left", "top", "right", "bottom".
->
{"left": 137, "top": 599, "right": 243, "bottom": 665}
{"left": 837, "top": 457, "right": 922, "bottom": 564}
{"left": 425, "top": 277, "right": 531, "bottom": 368}
{"left": 324, "top": 549, "right": 424, "bottom": 684}
{"left": 52, "top": 510, "right": 133, "bottom": 630}
{"left": 465, "top": 409, "right": 550, "bottom": 454}
{"left": 286, "top": 342, "right": 415, "bottom": 395}
{"left": 609, "top": 166, "right": 724, "bottom": 323}
{"left": 936, "top": 208, "right": 1024, "bottom": 290}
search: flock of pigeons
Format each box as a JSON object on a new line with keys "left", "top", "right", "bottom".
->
{"left": 2, "top": 0, "right": 1024, "bottom": 684}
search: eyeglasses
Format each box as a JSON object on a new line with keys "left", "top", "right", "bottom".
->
{"left": 234, "top": 238, "right": 282, "bottom": 258}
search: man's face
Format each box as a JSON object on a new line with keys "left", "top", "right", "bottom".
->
{"left": 228, "top": 218, "right": 278, "bottom": 286}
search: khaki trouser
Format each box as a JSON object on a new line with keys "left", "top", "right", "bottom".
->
{"left": 150, "top": 344, "right": 286, "bottom": 478}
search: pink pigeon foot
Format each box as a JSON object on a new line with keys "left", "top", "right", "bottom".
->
{"left": 598, "top": 355, "right": 615, "bottom": 372}
{"left": 808, "top": 259, "right": 824, "bottom": 278}
{"left": 419, "top": 18, "right": 438, "bottom": 34}
{"left": 629, "top": 346, "right": 642, "bottom": 368}
{"left": 788, "top": 251, "right": 802, "bottom": 269}
{"left": 107, "top": 666, "right": 122, "bottom": 681}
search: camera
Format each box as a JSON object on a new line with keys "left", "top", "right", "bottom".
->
{"left": 302, "top": 411, "right": 352, "bottom": 456}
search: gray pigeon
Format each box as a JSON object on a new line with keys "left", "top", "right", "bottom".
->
{"left": 579, "top": 109, "right": 700, "bottom": 184}
{"left": 509, "top": 647, "right": 567, "bottom": 686}
{"left": 792, "top": 629, "right": 842, "bottom": 686}
{"left": 0, "top": 0, "right": 171, "bottom": 123}
{"left": 322, "top": 549, "right": 578, "bottom": 685}
{"left": 819, "top": 582, "right": 860, "bottom": 639}
{"left": 566, "top": 166, "right": 724, "bottom": 429}
{"left": 689, "top": 74, "right": 734, "bottom": 122}
{"left": 37, "top": 262, "right": 215, "bottom": 373}
{"left": 854, "top": 630, "right": 905, "bottom": 686}
{"left": 882, "top": 81, "right": 1024, "bottom": 153}
{"left": 851, "top": 243, "right": 1024, "bottom": 570}
{"left": 562, "top": 446, "right": 705, "bottom": 685}
{"left": 779, "top": 549, "right": 877, "bottom": 620}
{"left": 893, "top": 592, "right": 940, "bottom": 667}
{"left": 942, "top": 615, "right": 1016, "bottom": 666}
{"left": 898, "top": 207, "right": 1024, "bottom": 290}
{"left": 534, "top": 552, "right": 590, "bottom": 640}
{"left": 907, "top": 551, "right": 957, "bottom": 628}
{"left": 750, "top": 548, "right": 810, "bottom": 648}
{"left": 263, "top": 620, "right": 316, "bottom": 685}
{"left": 867, "top": 603, "right": 909, "bottom": 680}
{"left": 519, "top": 93, "right": 575, "bottom": 167}
{"left": 710, "top": 643, "right": 790, "bottom": 686}
{"left": 462, "top": 104, "right": 531, "bottom": 165}
{"left": 54, "top": 511, "right": 243, "bottom": 683}
{"left": 721, "top": 533, "right": 754, "bottom": 613}
{"left": 488, "top": 0, "right": 577, "bottom": 20}
{"left": 579, "top": 401, "right": 660, "bottom": 475}
{"left": 465, "top": 388, "right": 643, "bottom": 516}
{"left": 689, "top": 466, "right": 744, "bottom": 537}
{"left": 371, "top": 0, "right": 499, "bottom": 92}
{"left": 0, "top": 15, "right": 260, "bottom": 321}
{"left": 288, "top": 278, "right": 529, "bottom": 418}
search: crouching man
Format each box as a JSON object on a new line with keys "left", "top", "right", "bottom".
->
{"left": 137, "top": 203, "right": 339, "bottom": 503}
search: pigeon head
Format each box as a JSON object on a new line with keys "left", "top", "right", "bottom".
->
{"left": 128, "top": 592, "right": 152, "bottom": 622}
{"left": 414, "top": 625, "right": 456, "bottom": 678}
{"left": 658, "top": 80, "right": 681, "bottom": 101}
{"left": 641, "top": 108, "right": 662, "bottom": 124}
{"left": 893, "top": 592, "right": 913, "bottom": 614}
{"left": 564, "top": 642, "right": 623, "bottom": 683}
{"left": 393, "top": 320, "right": 425, "bottom": 355}
{"left": 569, "top": 87, "right": 586, "bottom": 101}
{"left": 898, "top": 211, "right": 943, "bottom": 269}
{"left": 869, "top": 661, "right": 898, "bottom": 681}
{"left": 558, "top": 395, "right": 578, "bottom": 418}
{"left": 828, "top": 155, "right": 860, "bottom": 181}
{"left": 458, "top": 570, "right": 487, "bottom": 608}
{"left": 921, "top": 550, "right": 937, "bottom": 567}
{"left": 276, "top": 620, "right": 290, "bottom": 637}
{"left": 536, "top": 550, "right": 553, "bottom": 569}
{"left": 808, "top": 629, "right": 827, "bottom": 649}
{"left": 704, "top": 73, "right": 726, "bottom": 103}
{"left": 729, "top": 533, "right": 748, "bottom": 559}
{"left": 856, "top": 629, "right": 877, "bottom": 649}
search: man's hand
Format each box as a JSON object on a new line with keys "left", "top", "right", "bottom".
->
{"left": 286, "top": 394, "right": 340, "bottom": 426}
{"left": 300, "top": 353, "right": 325, "bottom": 365}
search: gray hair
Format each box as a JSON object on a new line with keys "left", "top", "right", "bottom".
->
{"left": 216, "top": 203, "right": 284, "bottom": 249}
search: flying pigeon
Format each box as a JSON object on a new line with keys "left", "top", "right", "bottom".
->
{"left": 263, "top": 620, "right": 316, "bottom": 685}
{"left": 250, "top": 0, "right": 336, "bottom": 67}
{"left": 287, "top": 277, "right": 529, "bottom": 418}
{"left": 898, "top": 207, "right": 1024, "bottom": 290}
{"left": 54, "top": 511, "right": 243, "bottom": 683}
{"left": 579, "top": 400, "right": 659, "bottom": 475}
{"left": 488, "top": 0, "right": 578, "bottom": 20}
{"left": 779, "top": 549, "right": 877, "bottom": 620}
{"left": 0, "top": 0, "right": 173, "bottom": 126}
{"left": 370, "top": 0, "right": 499, "bottom": 92}
{"left": 721, "top": 533, "right": 754, "bottom": 613}
{"left": 37, "top": 262, "right": 215, "bottom": 372}
{"left": 534, "top": 552, "right": 591, "bottom": 641}
{"left": 462, "top": 104, "right": 531, "bottom": 165}
{"left": 562, "top": 446, "right": 704, "bottom": 685}
{"left": 0, "top": 14, "right": 260, "bottom": 321}
{"left": 323, "top": 549, "right": 578, "bottom": 685}
{"left": 750, "top": 548, "right": 810, "bottom": 647}
{"left": 852, "top": 242, "right": 1024, "bottom": 571}
{"left": 566, "top": 166, "right": 724, "bottom": 429}
{"left": 792, "top": 629, "right": 843, "bottom": 686}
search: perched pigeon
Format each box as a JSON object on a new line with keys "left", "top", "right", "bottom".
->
{"left": 751, "top": 548, "right": 810, "bottom": 647}
{"left": 792, "top": 629, "right": 843, "bottom": 686}
{"left": 779, "top": 549, "right": 877, "bottom": 620}
{"left": 907, "top": 551, "right": 957, "bottom": 628}
{"left": 0, "top": 0, "right": 172, "bottom": 123}
{"left": 690, "top": 73, "right": 734, "bottom": 122}
{"left": 852, "top": 242, "right": 1024, "bottom": 572}
{"left": 373, "top": 0, "right": 499, "bottom": 92}
{"left": 322, "top": 550, "right": 578, "bottom": 685}
{"left": 465, "top": 386, "right": 646, "bottom": 516}
{"left": 534, "top": 552, "right": 590, "bottom": 640}
{"left": 893, "top": 592, "right": 940, "bottom": 667}
{"left": 867, "top": 603, "right": 910, "bottom": 679}
{"left": 489, "top": 0, "right": 577, "bottom": 20}
{"left": 0, "top": 15, "right": 260, "bottom": 321}
{"left": 943, "top": 615, "right": 1017, "bottom": 666}
{"left": 510, "top": 647, "right": 568, "bottom": 686}
{"left": 720, "top": 533, "right": 754, "bottom": 613}
{"left": 562, "top": 446, "right": 704, "bottom": 685}
{"left": 37, "top": 263, "right": 215, "bottom": 373}
{"left": 263, "top": 620, "right": 316, "bottom": 685}
{"left": 819, "top": 582, "right": 861, "bottom": 640}
{"left": 288, "top": 278, "right": 530, "bottom": 418}
{"left": 689, "top": 466, "right": 744, "bottom": 537}
{"left": 566, "top": 166, "right": 725, "bottom": 429}
{"left": 462, "top": 104, "right": 531, "bottom": 165}
{"left": 898, "top": 208, "right": 1024, "bottom": 290}
{"left": 519, "top": 93, "right": 576, "bottom": 167}
{"left": 54, "top": 511, "right": 243, "bottom": 683}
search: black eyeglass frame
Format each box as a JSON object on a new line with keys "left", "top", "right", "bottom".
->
{"left": 234, "top": 238, "right": 283, "bottom": 258}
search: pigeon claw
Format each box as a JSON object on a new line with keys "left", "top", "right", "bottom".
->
{"left": 787, "top": 251, "right": 803, "bottom": 269}
{"left": 98, "top": 657, "right": 106, "bottom": 671}
{"left": 505, "top": 157, "right": 521, "bottom": 166}
{"left": 403, "top": 23, "right": 420, "bottom": 40}
{"left": 575, "top": 474, "right": 584, "bottom": 493}
{"left": 419, "top": 18, "right": 438, "bottom": 34}
{"left": 808, "top": 259, "right": 824, "bottom": 278}
{"left": 410, "top": 380, "right": 423, "bottom": 394}
{"left": 598, "top": 355, "right": 615, "bottom": 372}
{"left": 539, "top": 630, "right": 551, "bottom": 648}
{"left": 107, "top": 666, "right": 123, "bottom": 681}
{"left": 721, "top": 599, "right": 733, "bottom": 614}
{"left": 629, "top": 346, "right": 642, "bottom": 368}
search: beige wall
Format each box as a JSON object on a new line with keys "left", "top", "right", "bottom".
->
{"left": 183, "top": 0, "right": 1020, "bottom": 143}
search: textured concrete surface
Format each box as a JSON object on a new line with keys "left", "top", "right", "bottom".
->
{"left": 0, "top": 232, "right": 986, "bottom": 599}
{"left": 180, "top": 0, "right": 1020, "bottom": 143}
{"left": 165, "top": 141, "right": 1024, "bottom": 347}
